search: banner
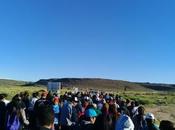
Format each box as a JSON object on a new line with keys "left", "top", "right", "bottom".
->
{"left": 47, "top": 82, "right": 61, "bottom": 94}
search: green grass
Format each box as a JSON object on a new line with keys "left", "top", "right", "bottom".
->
{"left": 0, "top": 85, "right": 72, "bottom": 100}
{"left": 1, "top": 84, "right": 174, "bottom": 107}
{"left": 119, "top": 91, "right": 175, "bottom": 106}
{"left": 0, "top": 85, "right": 46, "bottom": 99}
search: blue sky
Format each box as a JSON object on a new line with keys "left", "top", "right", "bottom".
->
{"left": 0, "top": 0, "right": 175, "bottom": 83}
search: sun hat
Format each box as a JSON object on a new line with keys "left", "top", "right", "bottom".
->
{"left": 85, "top": 108, "right": 97, "bottom": 117}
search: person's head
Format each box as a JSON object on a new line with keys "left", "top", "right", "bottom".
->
{"left": 12, "top": 94, "right": 21, "bottom": 102}
{"left": 83, "top": 100, "right": 90, "bottom": 108}
{"left": 130, "top": 101, "right": 135, "bottom": 107}
{"left": 53, "top": 97, "right": 59, "bottom": 105}
{"left": 117, "top": 106, "right": 130, "bottom": 116}
{"left": 41, "top": 91, "right": 48, "bottom": 98}
{"left": 135, "top": 101, "right": 139, "bottom": 107}
{"left": 36, "top": 103, "right": 54, "bottom": 129}
{"left": 85, "top": 104, "right": 95, "bottom": 111}
{"left": 120, "top": 100, "right": 126, "bottom": 107}
{"left": 138, "top": 106, "right": 145, "bottom": 115}
{"left": 145, "top": 113, "right": 155, "bottom": 125}
{"left": 0, "top": 93, "right": 8, "bottom": 100}
{"left": 24, "top": 91, "right": 29, "bottom": 97}
{"left": 32, "top": 92, "right": 39, "bottom": 98}
{"left": 0, "top": 94, "right": 3, "bottom": 100}
{"left": 84, "top": 96, "right": 90, "bottom": 102}
{"left": 108, "top": 104, "right": 117, "bottom": 114}
{"left": 71, "top": 96, "right": 79, "bottom": 106}
{"left": 159, "top": 120, "right": 174, "bottom": 130}
{"left": 85, "top": 108, "right": 97, "bottom": 124}
{"left": 126, "top": 99, "right": 130, "bottom": 104}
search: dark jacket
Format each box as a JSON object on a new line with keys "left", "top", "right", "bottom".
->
{"left": 95, "top": 113, "right": 113, "bottom": 130}
{"left": 132, "top": 115, "right": 147, "bottom": 130}
{"left": 80, "top": 120, "right": 95, "bottom": 130}
{"left": 36, "top": 126, "right": 52, "bottom": 130}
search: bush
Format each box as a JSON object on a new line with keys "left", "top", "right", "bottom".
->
{"left": 138, "top": 99, "right": 152, "bottom": 105}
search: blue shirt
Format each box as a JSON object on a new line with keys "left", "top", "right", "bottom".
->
{"left": 60, "top": 102, "right": 72, "bottom": 126}
{"left": 53, "top": 104, "right": 60, "bottom": 124}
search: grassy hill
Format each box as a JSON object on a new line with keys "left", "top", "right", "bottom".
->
{"left": 0, "top": 79, "right": 46, "bottom": 99}
{"left": 35, "top": 78, "right": 175, "bottom": 92}
{"left": 1, "top": 78, "right": 175, "bottom": 92}
{"left": 0, "top": 79, "right": 26, "bottom": 86}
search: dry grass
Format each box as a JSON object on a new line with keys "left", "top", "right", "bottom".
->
{"left": 146, "top": 104, "right": 175, "bottom": 124}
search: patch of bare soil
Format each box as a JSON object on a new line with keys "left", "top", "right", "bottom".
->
{"left": 146, "top": 104, "right": 175, "bottom": 123}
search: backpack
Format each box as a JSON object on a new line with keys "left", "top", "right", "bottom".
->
{"left": 6, "top": 112, "right": 20, "bottom": 130}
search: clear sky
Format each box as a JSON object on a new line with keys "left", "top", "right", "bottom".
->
{"left": 0, "top": 0, "right": 175, "bottom": 83}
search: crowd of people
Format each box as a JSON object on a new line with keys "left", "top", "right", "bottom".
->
{"left": 0, "top": 89, "right": 174, "bottom": 130}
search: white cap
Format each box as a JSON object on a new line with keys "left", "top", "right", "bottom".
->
{"left": 84, "top": 96, "right": 90, "bottom": 100}
{"left": 145, "top": 113, "right": 155, "bottom": 120}
{"left": 74, "top": 97, "right": 78, "bottom": 102}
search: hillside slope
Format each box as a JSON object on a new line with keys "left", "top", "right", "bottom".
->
{"left": 0, "top": 78, "right": 175, "bottom": 92}
{"left": 35, "top": 78, "right": 175, "bottom": 91}
{"left": 0, "top": 79, "right": 26, "bottom": 87}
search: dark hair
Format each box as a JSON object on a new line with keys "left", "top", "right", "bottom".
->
{"left": 32, "top": 92, "right": 39, "bottom": 98}
{"left": 117, "top": 106, "right": 130, "bottom": 116}
{"left": 0, "top": 94, "right": 4, "bottom": 100}
{"left": 6, "top": 95, "right": 22, "bottom": 119}
{"left": 108, "top": 104, "right": 116, "bottom": 114}
{"left": 0, "top": 93, "right": 8, "bottom": 99}
{"left": 24, "top": 91, "right": 29, "bottom": 97}
{"left": 138, "top": 106, "right": 145, "bottom": 115}
{"left": 135, "top": 101, "right": 139, "bottom": 106}
{"left": 85, "top": 104, "right": 94, "bottom": 110}
{"left": 12, "top": 94, "right": 21, "bottom": 102}
{"left": 159, "top": 120, "right": 174, "bottom": 130}
{"left": 36, "top": 103, "right": 54, "bottom": 126}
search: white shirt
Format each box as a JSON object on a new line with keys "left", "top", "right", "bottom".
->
{"left": 2, "top": 99, "right": 10, "bottom": 106}
{"left": 115, "top": 114, "right": 134, "bottom": 130}
{"left": 29, "top": 97, "right": 38, "bottom": 110}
